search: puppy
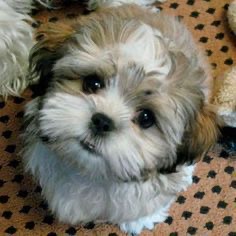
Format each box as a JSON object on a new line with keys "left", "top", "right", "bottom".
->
{"left": 0, "top": 0, "right": 34, "bottom": 97}
{"left": 22, "top": 0, "right": 219, "bottom": 234}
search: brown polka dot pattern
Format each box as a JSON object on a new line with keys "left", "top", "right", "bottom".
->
{"left": 0, "top": 0, "right": 236, "bottom": 235}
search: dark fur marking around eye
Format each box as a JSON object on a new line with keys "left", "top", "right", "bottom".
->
{"left": 30, "top": 49, "right": 62, "bottom": 97}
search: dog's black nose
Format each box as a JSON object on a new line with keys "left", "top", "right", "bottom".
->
{"left": 90, "top": 113, "right": 115, "bottom": 135}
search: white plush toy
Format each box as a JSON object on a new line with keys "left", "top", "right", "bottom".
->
{"left": 212, "top": 1, "right": 236, "bottom": 127}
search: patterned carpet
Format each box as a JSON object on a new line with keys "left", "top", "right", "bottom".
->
{"left": 0, "top": 0, "right": 236, "bottom": 235}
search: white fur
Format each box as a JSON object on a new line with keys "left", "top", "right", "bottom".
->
{"left": 37, "top": 92, "right": 169, "bottom": 180}
{"left": 0, "top": 0, "right": 34, "bottom": 97}
{"left": 59, "top": 22, "right": 172, "bottom": 79}
{"left": 2, "top": 0, "right": 34, "bottom": 14}
{"left": 87, "top": 0, "right": 165, "bottom": 10}
{"left": 120, "top": 165, "right": 194, "bottom": 234}
{"left": 120, "top": 200, "right": 173, "bottom": 234}
{"left": 23, "top": 127, "right": 194, "bottom": 233}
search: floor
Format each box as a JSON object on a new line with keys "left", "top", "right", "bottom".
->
{"left": 0, "top": 0, "right": 235, "bottom": 235}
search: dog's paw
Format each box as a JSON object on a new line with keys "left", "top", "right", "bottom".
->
{"left": 119, "top": 205, "right": 170, "bottom": 235}
{"left": 147, "top": 6, "right": 161, "bottom": 13}
{"left": 120, "top": 218, "right": 153, "bottom": 235}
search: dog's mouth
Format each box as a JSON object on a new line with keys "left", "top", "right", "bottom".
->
{"left": 80, "top": 140, "right": 97, "bottom": 154}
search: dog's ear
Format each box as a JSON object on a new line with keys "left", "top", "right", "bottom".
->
{"left": 30, "top": 22, "right": 75, "bottom": 96}
{"left": 176, "top": 105, "right": 219, "bottom": 166}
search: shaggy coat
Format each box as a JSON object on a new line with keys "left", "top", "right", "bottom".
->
{"left": 22, "top": 2, "right": 218, "bottom": 234}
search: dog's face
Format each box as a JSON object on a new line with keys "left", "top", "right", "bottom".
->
{"left": 29, "top": 6, "right": 218, "bottom": 181}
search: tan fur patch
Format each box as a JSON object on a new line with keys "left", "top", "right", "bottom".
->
{"left": 35, "top": 21, "right": 76, "bottom": 51}
{"left": 190, "top": 106, "right": 219, "bottom": 161}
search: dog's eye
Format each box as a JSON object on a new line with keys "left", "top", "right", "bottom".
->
{"left": 137, "top": 109, "right": 155, "bottom": 129}
{"left": 82, "top": 74, "right": 104, "bottom": 93}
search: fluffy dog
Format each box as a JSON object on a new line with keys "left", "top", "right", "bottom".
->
{"left": 22, "top": 0, "right": 218, "bottom": 234}
{"left": 0, "top": 0, "right": 34, "bottom": 97}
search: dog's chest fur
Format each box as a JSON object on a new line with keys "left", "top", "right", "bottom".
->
{"left": 25, "top": 137, "right": 194, "bottom": 224}
{"left": 23, "top": 97, "right": 194, "bottom": 224}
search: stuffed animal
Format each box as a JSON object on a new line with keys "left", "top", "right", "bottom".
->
{"left": 228, "top": 0, "right": 236, "bottom": 34}
{"left": 212, "top": 0, "right": 236, "bottom": 128}
{"left": 212, "top": 67, "right": 236, "bottom": 127}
